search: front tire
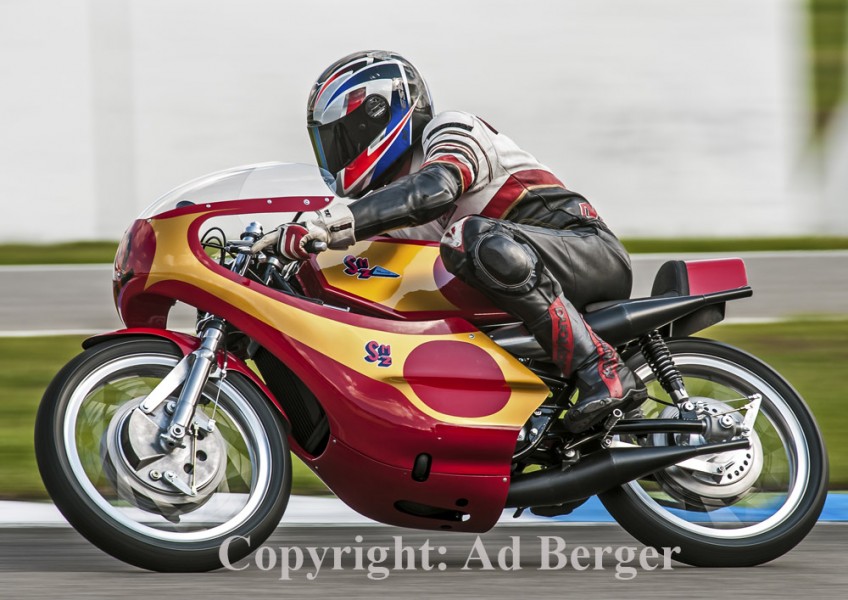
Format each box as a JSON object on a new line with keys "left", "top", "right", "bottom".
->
{"left": 600, "top": 338, "right": 828, "bottom": 567}
{"left": 35, "top": 337, "right": 291, "bottom": 572}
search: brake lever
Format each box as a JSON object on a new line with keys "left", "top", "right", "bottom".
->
{"left": 250, "top": 229, "right": 280, "bottom": 254}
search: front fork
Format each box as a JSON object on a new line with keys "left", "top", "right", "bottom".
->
{"left": 138, "top": 317, "right": 226, "bottom": 451}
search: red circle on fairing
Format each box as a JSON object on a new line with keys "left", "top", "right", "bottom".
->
{"left": 403, "top": 341, "right": 511, "bottom": 417}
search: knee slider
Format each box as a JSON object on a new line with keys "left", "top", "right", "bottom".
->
{"left": 473, "top": 231, "right": 539, "bottom": 292}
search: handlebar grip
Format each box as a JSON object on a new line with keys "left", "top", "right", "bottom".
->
{"left": 305, "top": 240, "right": 328, "bottom": 254}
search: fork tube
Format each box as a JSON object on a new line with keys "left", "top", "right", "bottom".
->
{"left": 162, "top": 318, "right": 226, "bottom": 449}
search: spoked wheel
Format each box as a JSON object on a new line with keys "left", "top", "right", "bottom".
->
{"left": 599, "top": 338, "right": 828, "bottom": 567}
{"left": 35, "top": 338, "right": 291, "bottom": 572}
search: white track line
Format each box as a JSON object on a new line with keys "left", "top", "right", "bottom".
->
{"left": 0, "top": 329, "right": 109, "bottom": 338}
{"left": 0, "top": 264, "right": 111, "bottom": 273}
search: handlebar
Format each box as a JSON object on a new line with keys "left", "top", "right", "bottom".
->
{"left": 217, "top": 221, "right": 329, "bottom": 300}
{"left": 248, "top": 225, "right": 328, "bottom": 260}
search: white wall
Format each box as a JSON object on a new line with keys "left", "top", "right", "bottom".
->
{"left": 823, "top": 103, "right": 848, "bottom": 234}
{"left": 0, "top": 1, "right": 97, "bottom": 239}
{"left": 0, "top": 0, "right": 833, "bottom": 242}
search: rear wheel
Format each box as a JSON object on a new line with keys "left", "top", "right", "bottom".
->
{"left": 35, "top": 338, "right": 291, "bottom": 572}
{"left": 600, "top": 338, "right": 828, "bottom": 567}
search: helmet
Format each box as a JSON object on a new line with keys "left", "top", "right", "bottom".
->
{"left": 307, "top": 50, "right": 434, "bottom": 197}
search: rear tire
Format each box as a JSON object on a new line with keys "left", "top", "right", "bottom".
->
{"left": 35, "top": 337, "right": 291, "bottom": 572}
{"left": 600, "top": 338, "right": 828, "bottom": 567}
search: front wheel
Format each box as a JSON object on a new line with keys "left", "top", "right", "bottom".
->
{"left": 600, "top": 338, "right": 828, "bottom": 567}
{"left": 35, "top": 337, "right": 291, "bottom": 572}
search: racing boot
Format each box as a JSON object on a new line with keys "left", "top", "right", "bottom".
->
{"left": 565, "top": 335, "right": 647, "bottom": 433}
{"left": 530, "top": 295, "right": 647, "bottom": 434}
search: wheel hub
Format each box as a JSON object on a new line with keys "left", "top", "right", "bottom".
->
{"left": 652, "top": 397, "right": 764, "bottom": 508}
{"left": 102, "top": 399, "right": 227, "bottom": 519}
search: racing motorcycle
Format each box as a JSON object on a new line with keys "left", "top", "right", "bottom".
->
{"left": 35, "top": 162, "right": 828, "bottom": 572}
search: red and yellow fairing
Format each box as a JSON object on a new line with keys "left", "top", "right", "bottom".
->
{"left": 113, "top": 198, "right": 550, "bottom": 532}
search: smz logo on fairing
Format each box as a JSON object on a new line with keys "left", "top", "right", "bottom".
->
{"left": 343, "top": 255, "right": 399, "bottom": 280}
{"left": 364, "top": 341, "right": 392, "bottom": 367}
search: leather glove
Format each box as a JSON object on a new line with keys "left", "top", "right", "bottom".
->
{"left": 308, "top": 203, "right": 356, "bottom": 250}
{"left": 250, "top": 203, "right": 356, "bottom": 260}
{"left": 276, "top": 223, "right": 311, "bottom": 260}
{"left": 248, "top": 223, "right": 325, "bottom": 260}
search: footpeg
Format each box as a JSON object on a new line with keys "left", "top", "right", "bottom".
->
{"left": 601, "top": 408, "right": 624, "bottom": 448}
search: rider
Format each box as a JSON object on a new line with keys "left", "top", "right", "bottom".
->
{"left": 275, "top": 50, "right": 647, "bottom": 433}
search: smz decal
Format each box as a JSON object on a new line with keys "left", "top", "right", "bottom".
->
{"left": 343, "top": 255, "right": 399, "bottom": 280}
{"left": 364, "top": 341, "right": 392, "bottom": 367}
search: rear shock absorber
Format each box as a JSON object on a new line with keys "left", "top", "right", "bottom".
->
{"left": 639, "top": 330, "right": 689, "bottom": 404}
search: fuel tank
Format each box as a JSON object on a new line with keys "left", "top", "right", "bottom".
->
{"left": 298, "top": 238, "right": 511, "bottom": 325}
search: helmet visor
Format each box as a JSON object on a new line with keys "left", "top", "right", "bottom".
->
{"left": 308, "top": 99, "right": 391, "bottom": 175}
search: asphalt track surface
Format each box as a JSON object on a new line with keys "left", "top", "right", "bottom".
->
{"left": 0, "top": 524, "right": 845, "bottom": 598}
{"left": 1, "top": 251, "right": 847, "bottom": 334}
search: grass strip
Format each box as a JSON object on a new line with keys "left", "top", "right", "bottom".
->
{"left": 0, "top": 241, "right": 119, "bottom": 266}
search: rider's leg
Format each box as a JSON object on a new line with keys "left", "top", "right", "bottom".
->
{"left": 440, "top": 216, "right": 646, "bottom": 433}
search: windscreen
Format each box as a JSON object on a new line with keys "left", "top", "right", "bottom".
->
{"left": 138, "top": 162, "right": 336, "bottom": 219}
{"left": 137, "top": 162, "right": 340, "bottom": 249}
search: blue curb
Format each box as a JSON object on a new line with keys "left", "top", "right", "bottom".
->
{"left": 544, "top": 493, "right": 848, "bottom": 522}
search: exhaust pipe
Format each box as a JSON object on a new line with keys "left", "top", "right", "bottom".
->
{"left": 505, "top": 439, "right": 750, "bottom": 508}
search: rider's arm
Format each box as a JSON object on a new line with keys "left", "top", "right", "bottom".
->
{"left": 348, "top": 162, "right": 463, "bottom": 240}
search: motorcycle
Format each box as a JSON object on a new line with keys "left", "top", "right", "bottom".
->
{"left": 35, "top": 162, "right": 828, "bottom": 572}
